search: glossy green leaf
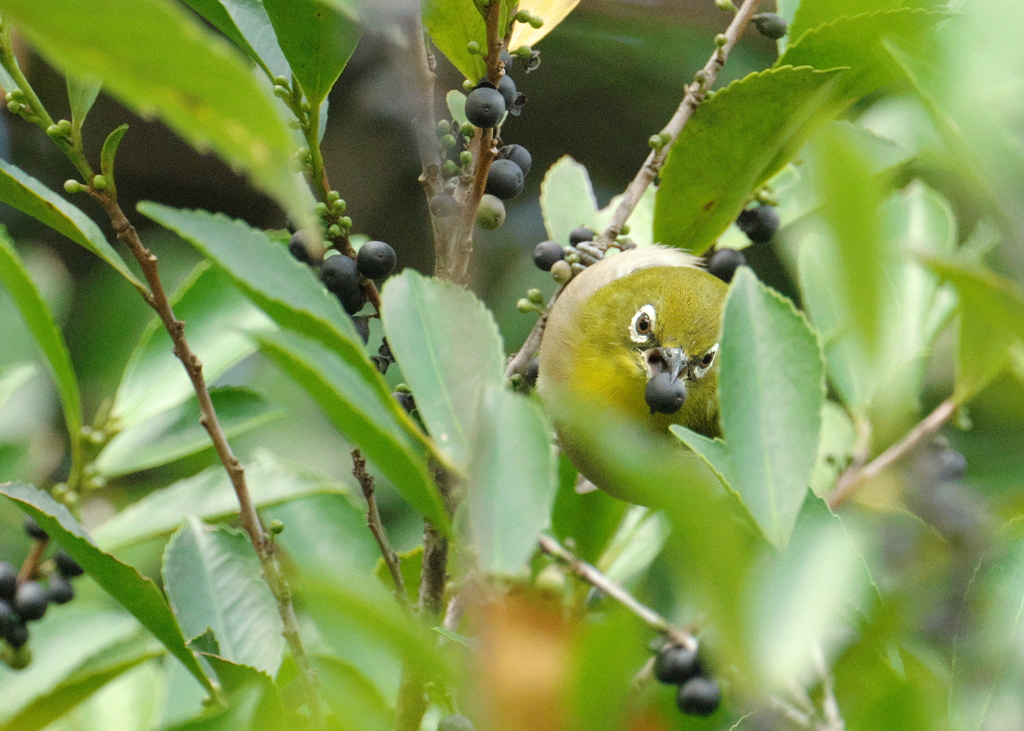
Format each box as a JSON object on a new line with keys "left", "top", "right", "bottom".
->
{"left": 924, "top": 258, "right": 1024, "bottom": 403}
{"left": 95, "top": 387, "right": 282, "bottom": 478}
{"left": 163, "top": 518, "right": 284, "bottom": 675}
{"left": 653, "top": 67, "right": 841, "bottom": 255}
{"left": 673, "top": 269, "right": 825, "bottom": 547}
{"left": 0, "top": 606, "right": 157, "bottom": 728}
{"left": 113, "top": 263, "right": 272, "bottom": 427}
{"left": 93, "top": 449, "right": 351, "bottom": 551}
{"left": 789, "top": 0, "right": 940, "bottom": 43}
{"left": 66, "top": 74, "right": 102, "bottom": 131}
{"left": 257, "top": 329, "right": 448, "bottom": 530}
{"left": 0, "top": 482, "right": 213, "bottom": 694}
{"left": 263, "top": 0, "right": 360, "bottom": 108}
{"left": 0, "top": 233, "right": 83, "bottom": 475}
{"left": 467, "top": 384, "right": 557, "bottom": 576}
{"left": 539, "top": 155, "right": 599, "bottom": 246}
{"left": 0, "top": 0, "right": 311, "bottom": 227}
{"left": 381, "top": 269, "right": 505, "bottom": 470}
{"left": 0, "top": 159, "right": 143, "bottom": 290}
{"left": 423, "top": 0, "right": 487, "bottom": 81}
{"left": 179, "top": 0, "right": 289, "bottom": 78}
{"left": 779, "top": 9, "right": 945, "bottom": 103}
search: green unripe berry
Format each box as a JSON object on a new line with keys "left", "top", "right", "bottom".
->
{"left": 514, "top": 45, "right": 533, "bottom": 59}
{"left": 6, "top": 100, "right": 21, "bottom": 114}
{"left": 460, "top": 150, "right": 473, "bottom": 166}
{"left": 550, "top": 260, "right": 572, "bottom": 284}
{"left": 715, "top": 0, "right": 737, "bottom": 10}
{"left": 91, "top": 174, "right": 108, "bottom": 190}
{"left": 516, "top": 298, "right": 533, "bottom": 313}
{"left": 475, "top": 194, "right": 506, "bottom": 230}
{"left": 714, "top": 34, "right": 728, "bottom": 47}
{"left": 437, "top": 119, "right": 451, "bottom": 136}
{"left": 288, "top": 119, "right": 302, "bottom": 129}
{"left": 620, "top": 224, "right": 630, "bottom": 235}
{"left": 462, "top": 79, "right": 475, "bottom": 93}
{"left": 338, "top": 216, "right": 352, "bottom": 228}
{"left": 660, "top": 131, "right": 672, "bottom": 145}
{"left": 441, "top": 134, "right": 457, "bottom": 149}
{"left": 648, "top": 135, "right": 664, "bottom": 151}
{"left": 467, "top": 40, "right": 481, "bottom": 55}
{"left": 442, "top": 160, "right": 461, "bottom": 177}
{"left": 331, "top": 199, "right": 346, "bottom": 215}
{"left": 273, "top": 84, "right": 290, "bottom": 99}
{"left": 273, "top": 75, "right": 290, "bottom": 87}
{"left": 461, "top": 123, "right": 475, "bottom": 138}
{"left": 269, "top": 519, "right": 285, "bottom": 535}
{"left": 327, "top": 190, "right": 340, "bottom": 203}
{"left": 515, "top": 9, "right": 531, "bottom": 22}
{"left": 63, "top": 180, "right": 83, "bottom": 194}
{"left": 526, "top": 288, "right": 544, "bottom": 304}
{"left": 315, "top": 202, "right": 329, "bottom": 217}
{"left": 528, "top": 15, "right": 544, "bottom": 28}
{"left": 57, "top": 119, "right": 72, "bottom": 135}
{"left": 46, "top": 124, "right": 62, "bottom": 138}
{"left": 328, "top": 224, "right": 343, "bottom": 238}
{"left": 564, "top": 251, "right": 581, "bottom": 265}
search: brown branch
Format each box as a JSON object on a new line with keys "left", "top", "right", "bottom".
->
{"left": 539, "top": 534, "right": 697, "bottom": 651}
{"left": 89, "top": 189, "right": 323, "bottom": 727}
{"left": 16, "top": 537, "right": 48, "bottom": 585}
{"left": 827, "top": 399, "right": 957, "bottom": 510}
{"left": 351, "top": 448, "right": 408, "bottom": 608}
{"left": 504, "top": 0, "right": 763, "bottom": 378}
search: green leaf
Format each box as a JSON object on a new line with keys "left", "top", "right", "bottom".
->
{"left": 315, "top": 656, "right": 392, "bottom": 731}
{"left": 163, "top": 518, "right": 285, "bottom": 675}
{"left": 263, "top": 0, "right": 361, "bottom": 108}
{"left": 373, "top": 547, "right": 423, "bottom": 606}
{"left": 0, "top": 362, "right": 37, "bottom": 412}
{"left": 0, "top": 482, "right": 213, "bottom": 694}
{"left": 467, "top": 384, "right": 557, "bottom": 576}
{"left": 788, "top": 3, "right": 941, "bottom": 60}
{"left": 653, "top": 67, "right": 841, "bottom": 255}
{"left": 597, "top": 507, "right": 670, "bottom": 589}
{"left": 257, "top": 330, "right": 448, "bottom": 530}
{"left": 381, "top": 270, "right": 505, "bottom": 470}
{"left": 778, "top": 9, "right": 946, "bottom": 104}
{"left": 809, "top": 401, "right": 856, "bottom": 497}
{"left": 0, "top": 233, "right": 83, "bottom": 477}
{"left": 446, "top": 90, "right": 468, "bottom": 127}
{"left": 423, "top": 0, "right": 487, "bottom": 81}
{"left": 0, "top": 159, "right": 143, "bottom": 290}
{"left": 923, "top": 258, "right": 1024, "bottom": 403}
{"left": 0, "top": 0, "right": 312, "bottom": 227}
{"left": 95, "top": 387, "right": 282, "bottom": 478}
{"left": 179, "top": 0, "right": 289, "bottom": 78}
{"left": 66, "top": 74, "right": 101, "bottom": 132}
{"left": 99, "top": 123, "right": 128, "bottom": 191}
{"left": 93, "top": 450, "right": 351, "bottom": 551}
{"left": 0, "top": 606, "right": 159, "bottom": 728}
{"left": 112, "top": 263, "right": 272, "bottom": 427}
{"left": 673, "top": 269, "right": 825, "bottom": 547}
{"left": 163, "top": 667, "right": 283, "bottom": 730}
{"left": 539, "top": 155, "right": 599, "bottom": 246}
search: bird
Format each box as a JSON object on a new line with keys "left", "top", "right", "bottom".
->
{"left": 537, "top": 245, "right": 728, "bottom": 491}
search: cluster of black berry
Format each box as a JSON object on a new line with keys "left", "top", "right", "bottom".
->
{"left": 653, "top": 642, "right": 722, "bottom": 717}
{"left": 1, "top": 518, "right": 84, "bottom": 667}
{"left": 531, "top": 224, "right": 602, "bottom": 286}
{"left": 706, "top": 203, "right": 780, "bottom": 284}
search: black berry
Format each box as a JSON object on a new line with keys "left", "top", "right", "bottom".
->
{"left": 736, "top": 205, "right": 779, "bottom": 243}
{"left": 707, "top": 248, "right": 746, "bottom": 284}
{"left": 935, "top": 448, "right": 968, "bottom": 483}
{"left": 464, "top": 87, "right": 505, "bottom": 128}
{"left": 676, "top": 677, "right": 722, "bottom": 717}
{"left": 351, "top": 315, "right": 371, "bottom": 344}
{"left": 532, "top": 241, "right": 565, "bottom": 272}
{"left": 752, "top": 13, "right": 787, "bottom": 39}
{"left": 0, "top": 600, "right": 13, "bottom": 632}
{"left": 393, "top": 392, "right": 416, "bottom": 413}
{"left": 485, "top": 159, "right": 524, "bottom": 200}
{"left": 378, "top": 340, "right": 392, "bottom": 360}
{"left": 499, "top": 49, "right": 514, "bottom": 72}
{"left": 476, "top": 195, "right": 506, "bottom": 230}
{"left": 357, "top": 240, "right": 397, "bottom": 280}
{"left": 438, "top": 715, "right": 474, "bottom": 731}
{"left": 497, "top": 74, "right": 517, "bottom": 110}
{"left": 371, "top": 355, "right": 391, "bottom": 375}
{"left": 430, "top": 193, "right": 459, "bottom": 218}
{"left": 47, "top": 574, "right": 74, "bottom": 605}
{"left": 24, "top": 518, "right": 48, "bottom": 541}
{"left": 320, "top": 254, "right": 366, "bottom": 315}
{"left": 569, "top": 226, "right": 595, "bottom": 245}
{"left": 4, "top": 619, "right": 28, "bottom": 649}
{"left": 288, "top": 230, "right": 320, "bottom": 266}
{"left": 645, "top": 372, "right": 686, "bottom": 415}
{"left": 0, "top": 562, "right": 16, "bottom": 601}
{"left": 654, "top": 644, "right": 702, "bottom": 685}
{"left": 498, "top": 144, "right": 532, "bottom": 177}
{"left": 14, "top": 581, "right": 48, "bottom": 621}
{"left": 53, "top": 550, "right": 84, "bottom": 579}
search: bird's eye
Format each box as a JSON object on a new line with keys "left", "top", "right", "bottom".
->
{"left": 629, "top": 305, "right": 656, "bottom": 343}
{"left": 700, "top": 352, "right": 714, "bottom": 367}
{"left": 693, "top": 343, "right": 719, "bottom": 377}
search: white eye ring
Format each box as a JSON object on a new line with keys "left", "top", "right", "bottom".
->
{"left": 693, "top": 343, "right": 719, "bottom": 378}
{"left": 629, "top": 304, "right": 656, "bottom": 343}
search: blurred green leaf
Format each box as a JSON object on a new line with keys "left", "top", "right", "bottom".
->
{"left": 789, "top": 0, "right": 940, "bottom": 44}
{"left": 112, "top": 263, "right": 272, "bottom": 427}
{"left": 65, "top": 74, "right": 102, "bottom": 131}
{"left": 263, "top": 0, "right": 360, "bottom": 108}
{"left": 381, "top": 269, "right": 505, "bottom": 470}
{"left": 96, "top": 387, "right": 282, "bottom": 478}
{"left": 779, "top": 9, "right": 946, "bottom": 103}
{"left": 162, "top": 518, "right": 284, "bottom": 675}
{"left": 94, "top": 449, "right": 347, "bottom": 551}
{"left": 0, "top": 160, "right": 143, "bottom": 290}
{"left": 163, "top": 672, "right": 283, "bottom": 730}
{"left": 924, "top": 258, "right": 1024, "bottom": 404}
{"left": 508, "top": 0, "right": 581, "bottom": 51}
{"left": 0, "top": 0, "right": 312, "bottom": 228}
{"left": 809, "top": 401, "right": 856, "bottom": 497}
{"left": 372, "top": 547, "right": 422, "bottom": 606}
{"left": 423, "top": 0, "right": 487, "bottom": 81}
{"left": 257, "top": 330, "right": 448, "bottom": 530}
{"left": 467, "top": 384, "right": 557, "bottom": 576}
{"left": 179, "top": 0, "right": 289, "bottom": 78}
{"left": 0, "top": 483, "right": 213, "bottom": 694}
{"left": 0, "top": 606, "right": 158, "bottom": 729}
{"left": 0, "top": 233, "right": 83, "bottom": 477}
{"left": 550, "top": 452, "right": 628, "bottom": 565}
{"left": 0, "top": 362, "right": 37, "bottom": 411}
{"left": 446, "top": 90, "right": 468, "bottom": 127}
{"left": 654, "top": 66, "right": 841, "bottom": 255}
{"left": 539, "top": 155, "right": 599, "bottom": 246}
{"left": 315, "top": 655, "right": 392, "bottom": 731}
{"left": 674, "top": 268, "right": 825, "bottom": 547}
{"left": 596, "top": 507, "right": 669, "bottom": 590}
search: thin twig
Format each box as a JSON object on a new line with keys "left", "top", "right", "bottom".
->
{"left": 504, "top": 0, "right": 763, "bottom": 378}
{"left": 827, "top": 398, "right": 957, "bottom": 510}
{"left": 351, "top": 448, "right": 408, "bottom": 608}
{"left": 539, "top": 534, "right": 697, "bottom": 651}
{"left": 16, "top": 537, "right": 47, "bottom": 585}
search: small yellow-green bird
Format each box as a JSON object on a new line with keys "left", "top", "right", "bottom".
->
{"left": 537, "top": 245, "right": 728, "bottom": 488}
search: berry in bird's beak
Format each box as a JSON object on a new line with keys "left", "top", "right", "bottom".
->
{"left": 644, "top": 347, "right": 688, "bottom": 414}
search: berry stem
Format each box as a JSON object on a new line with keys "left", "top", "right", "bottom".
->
{"left": 351, "top": 448, "right": 408, "bottom": 608}
{"left": 539, "top": 534, "right": 698, "bottom": 651}
{"left": 827, "top": 398, "right": 957, "bottom": 510}
{"left": 16, "top": 536, "right": 48, "bottom": 585}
